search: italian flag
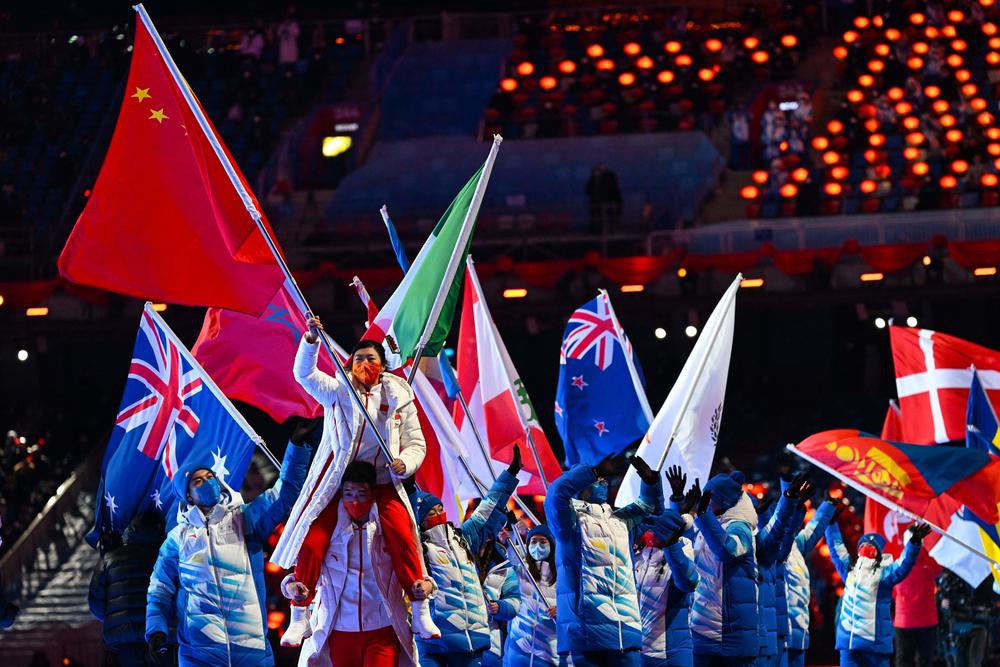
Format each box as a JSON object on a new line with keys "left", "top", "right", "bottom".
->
{"left": 453, "top": 258, "right": 563, "bottom": 495}
{"left": 364, "top": 137, "right": 502, "bottom": 366}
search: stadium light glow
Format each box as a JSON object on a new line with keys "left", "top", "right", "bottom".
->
{"left": 503, "top": 288, "right": 528, "bottom": 299}
{"left": 539, "top": 76, "right": 557, "bottom": 90}
{"left": 558, "top": 60, "right": 577, "bottom": 74}
{"left": 740, "top": 278, "right": 765, "bottom": 288}
{"left": 586, "top": 44, "right": 604, "bottom": 58}
{"left": 618, "top": 72, "right": 636, "bottom": 86}
{"left": 623, "top": 42, "right": 642, "bottom": 56}
{"left": 685, "top": 325, "right": 698, "bottom": 338}
{"left": 875, "top": 317, "right": 887, "bottom": 329}
{"left": 906, "top": 316, "right": 919, "bottom": 328}
{"left": 975, "top": 267, "right": 998, "bottom": 276}
{"left": 516, "top": 62, "right": 535, "bottom": 76}
{"left": 922, "top": 255, "right": 932, "bottom": 266}
{"left": 677, "top": 267, "right": 688, "bottom": 278}
{"left": 321, "top": 135, "right": 352, "bottom": 157}
{"left": 657, "top": 70, "right": 676, "bottom": 84}
{"left": 500, "top": 78, "right": 517, "bottom": 92}
{"left": 860, "top": 272, "right": 884, "bottom": 282}
{"left": 654, "top": 327, "right": 667, "bottom": 340}
{"left": 151, "top": 303, "right": 168, "bottom": 312}
{"left": 620, "top": 284, "right": 644, "bottom": 293}
{"left": 636, "top": 56, "right": 654, "bottom": 70}
{"left": 17, "top": 350, "right": 28, "bottom": 362}
{"left": 26, "top": 307, "right": 48, "bottom": 317}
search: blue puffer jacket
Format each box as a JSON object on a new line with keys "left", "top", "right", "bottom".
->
{"left": 690, "top": 493, "right": 759, "bottom": 658}
{"left": 146, "top": 442, "right": 310, "bottom": 667}
{"left": 784, "top": 500, "right": 836, "bottom": 651}
{"left": 419, "top": 470, "right": 518, "bottom": 656}
{"left": 500, "top": 540, "right": 560, "bottom": 667}
{"left": 635, "top": 534, "right": 699, "bottom": 667}
{"left": 545, "top": 464, "right": 659, "bottom": 655}
{"left": 754, "top": 495, "right": 796, "bottom": 660}
{"left": 825, "top": 523, "right": 919, "bottom": 654}
{"left": 483, "top": 560, "right": 517, "bottom": 667}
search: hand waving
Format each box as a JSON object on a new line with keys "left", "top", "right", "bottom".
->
{"left": 665, "top": 465, "right": 687, "bottom": 499}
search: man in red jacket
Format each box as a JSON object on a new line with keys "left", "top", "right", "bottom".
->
{"left": 893, "top": 529, "right": 941, "bottom": 667}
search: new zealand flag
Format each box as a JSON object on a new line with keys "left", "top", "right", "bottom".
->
{"left": 87, "top": 304, "right": 259, "bottom": 546}
{"left": 555, "top": 291, "right": 652, "bottom": 466}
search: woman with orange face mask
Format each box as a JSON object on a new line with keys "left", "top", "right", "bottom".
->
{"left": 270, "top": 316, "right": 441, "bottom": 658}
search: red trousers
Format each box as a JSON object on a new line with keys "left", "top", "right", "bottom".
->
{"left": 293, "top": 483, "right": 423, "bottom": 605}
{"left": 329, "top": 625, "right": 401, "bottom": 667}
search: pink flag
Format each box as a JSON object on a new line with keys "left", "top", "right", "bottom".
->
{"left": 193, "top": 281, "right": 347, "bottom": 422}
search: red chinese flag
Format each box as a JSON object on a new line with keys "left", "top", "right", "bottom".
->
{"left": 58, "top": 10, "right": 284, "bottom": 314}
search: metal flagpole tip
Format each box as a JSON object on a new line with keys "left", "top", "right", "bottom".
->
{"left": 493, "top": 134, "right": 504, "bottom": 145}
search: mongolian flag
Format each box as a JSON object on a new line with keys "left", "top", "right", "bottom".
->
{"left": 791, "top": 429, "right": 1000, "bottom": 526}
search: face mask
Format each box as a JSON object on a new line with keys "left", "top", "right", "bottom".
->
{"left": 858, "top": 543, "right": 879, "bottom": 560}
{"left": 528, "top": 542, "right": 551, "bottom": 561}
{"left": 641, "top": 530, "right": 664, "bottom": 548}
{"left": 190, "top": 476, "right": 222, "bottom": 507}
{"left": 352, "top": 360, "right": 382, "bottom": 386}
{"left": 344, "top": 498, "right": 374, "bottom": 520}
{"left": 589, "top": 481, "right": 609, "bottom": 504}
{"left": 423, "top": 513, "right": 448, "bottom": 530}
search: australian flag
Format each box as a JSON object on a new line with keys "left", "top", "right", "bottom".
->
{"left": 87, "top": 303, "right": 259, "bottom": 547}
{"left": 555, "top": 291, "right": 652, "bottom": 466}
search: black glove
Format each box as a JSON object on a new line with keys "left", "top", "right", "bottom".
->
{"left": 680, "top": 480, "right": 702, "bottom": 515}
{"left": 696, "top": 489, "right": 713, "bottom": 516}
{"left": 653, "top": 510, "right": 687, "bottom": 546}
{"left": 507, "top": 444, "right": 523, "bottom": 476}
{"left": 665, "top": 464, "right": 687, "bottom": 500}
{"left": 592, "top": 450, "right": 629, "bottom": 480}
{"left": 755, "top": 494, "right": 775, "bottom": 516}
{"left": 147, "top": 632, "right": 168, "bottom": 664}
{"left": 796, "top": 481, "right": 815, "bottom": 509}
{"left": 783, "top": 472, "right": 808, "bottom": 499}
{"left": 291, "top": 417, "right": 323, "bottom": 446}
{"left": 829, "top": 497, "right": 847, "bottom": 520}
{"left": 910, "top": 523, "right": 932, "bottom": 545}
{"left": 401, "top": 475, "right": 417, "bottom": 495}
{"left": 630, "top": 455, "right": 659, "bottom": 485}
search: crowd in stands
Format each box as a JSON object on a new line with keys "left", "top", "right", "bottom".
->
{"left": 483, "top": 3, "right": 820, "bottom": 140}
{"left": 0, "top": 9, "right": 363, "bottom": 279}
{"left": 743, "top": 2, "right": 1000, "bottom": 218}
{"left": 0, "top": 428, "right": 86, "bottom": 555}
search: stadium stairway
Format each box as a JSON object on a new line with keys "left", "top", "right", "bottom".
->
{"left": 0, "top": 449, "right": 106, "bottom": 666}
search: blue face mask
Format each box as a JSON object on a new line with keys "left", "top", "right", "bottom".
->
{"left": 190, "top": 476, "right": 222, "bottom": 507}
{"left": 588, "top": 481, "right": 609, "bottom": 504}
{"left": 528, "top": 542, "right": 551, "bottom": 561}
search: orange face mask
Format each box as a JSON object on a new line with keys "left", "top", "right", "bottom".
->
{"left": 352, "top": 360, "right": 382, "bottom": 386}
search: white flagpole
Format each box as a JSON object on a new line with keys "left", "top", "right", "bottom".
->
{"left": 786, "top": 444, "right": 1000, "bottom": 567}
{"left": 653, "top": 273, "right": 742, "bottom": 471}
{"left": 133, "top": 4, "right": 396, "bottom": 465}
{"left": 406, "top": 135, "right": 503, "bottom": 382}
{"left": 598, "top": 289, "right": 654, "bottom": 424}
{"left": 144, "top": 303, "right": 280, "bottom": 469}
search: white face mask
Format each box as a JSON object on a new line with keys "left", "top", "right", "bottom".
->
{"left": 529, "top": 542, "right": 551, "bottom": 561}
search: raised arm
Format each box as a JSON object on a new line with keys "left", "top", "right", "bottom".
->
{"left": 758, "top": 494, "right": 796, "bottom": 563}
{"left": 460, "top": 469, "right": 519, "bottom": 555}
{"left": 614, "top": 456, "right": 662, "bottom": 530}
{"left": 797, "top": 500, "right": 838, "bottom": 556}
{"left": 695, "top": 509, "right": 755, "bottom": 564}
{"left": 824, "top": 522, "right": 852, "bottom": 582}
{"left": 243, "top": 442, "right": 311, "bottom": 541}
{"left": 294, "top": 334, "right": 340, "bottom": 405}
{"left": 544, "top": 463, "right": 596, "bottom": 543}
{"left": 146, "top": 533, "right": 180, "bottom": 640}
{"left": 883, "top": 525, "right": 929, "bottom": 587}
{"left": 777, "top": 504, "right": 805, "bottom": 564}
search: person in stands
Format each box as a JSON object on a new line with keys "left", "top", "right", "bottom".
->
{"left": 408, "top": 445, "right": 523, "bottom": 667}
{"left": 271, "top": 316, "right": 439, "bottom": 644}
{"left": 545, "top": 451, "right": 662, "bottom": 667}
{"left": 824, "top": 521, "right": 930, "bottom": 667}
{"left": 89, "top": 509, "right": 165, "bottom": 666}
{"left": 145, "top": 432, "right": 311, "bottom": 666}
{"left": 280, "top": 460, "right": 421, "bottom": 666}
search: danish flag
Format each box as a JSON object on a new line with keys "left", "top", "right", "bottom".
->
{"left": 891, "top": 326, "right": 1000, "bottom": 444}
{"left": 115, "top": 310, "right": 203, "bottom": 477}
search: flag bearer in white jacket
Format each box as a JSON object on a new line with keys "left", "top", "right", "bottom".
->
{"left": 272, "top": 317, "right": 439, "bottom": 644}
{"left": 281, "top": 461, "right": 424, "bottom": 667}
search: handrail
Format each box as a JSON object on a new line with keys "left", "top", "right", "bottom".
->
{"left": 0, "top": 445, "right": 103, "bottom": 605}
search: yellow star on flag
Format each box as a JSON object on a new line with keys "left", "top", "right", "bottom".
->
{"left": 148, "top": 108, "right": 168, "bottom": 124}
{"left": 131, "top": 87, "right": 151, "bottom": 102}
